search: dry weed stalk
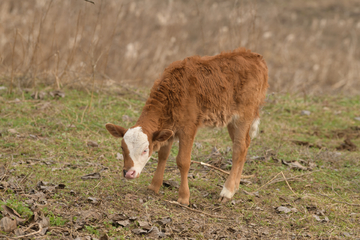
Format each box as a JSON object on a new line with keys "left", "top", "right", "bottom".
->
{"left": 0, "top": 0, "right": 359, "bottom": 94}
{"left": 9, "top": 29, "right": 17, "bottom": 94}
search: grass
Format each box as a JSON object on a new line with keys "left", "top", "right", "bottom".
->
{"left": 0, "top": 88, "right": 359, "bottom": 238}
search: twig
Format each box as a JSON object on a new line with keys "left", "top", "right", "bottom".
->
{"left": 1, "top": 155, "right": 14, "bottom": 181}
{"left": 12, "top": 223, "right": 43, "bottom": 239}
{"left": 19, "top": 172, "right": 32, "bottom": 185}
{"left": 93, "top": 180, "right": 102, "bottom": 189}
{"left": 164, "top": 200, "right": 228, "bottom": 219}
{"left": 255, "top": 171, "right": 317, "bottom": 192}
{"left": 318, "top": 193, "right": 360, "bottom": 207}
{"left": 280, "top": 171, "right": 296, "bottom": 195}
{"left": 0, "top": 234, "right": 11, "bottom": 240}
{"left": 48, "top": 226, "right": 69, "bottom": 232}
{"left": 269, "top": 171, "right": 316, "bottom": 184}
{"left": 255, "top": 171, "right": 282, "bottom": 192}
{"left": 191, "top": 160, "right": 254, "bottom": 179}
{"left": 80, "top": 104, "right": 89, "bottom": 124}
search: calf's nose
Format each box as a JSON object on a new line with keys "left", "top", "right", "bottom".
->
{"left": 123, "top": 169, "right": 127, "bottom": 177}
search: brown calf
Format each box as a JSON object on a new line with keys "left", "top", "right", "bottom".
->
{"left": 106, "top": 48, "right": 269, "bottom": 205}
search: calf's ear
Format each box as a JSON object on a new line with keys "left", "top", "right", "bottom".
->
{"left": 152, "top": 129, "right": 173, "bottom": 143}
{"left": 105, "top": 123, "right": 127, "bottom": 138}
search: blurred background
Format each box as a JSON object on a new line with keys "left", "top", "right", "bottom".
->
{"left": 0, "top": 0, "right": 359, "bottom": 94}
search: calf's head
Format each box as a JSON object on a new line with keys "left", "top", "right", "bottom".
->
{"left": 105, "top": 123, "right": 173, "bottom": 179}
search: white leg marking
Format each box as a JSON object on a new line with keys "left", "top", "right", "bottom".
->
{"left": 220, "top": 186, "right": 235, "bottom": 199}
{"left": 250, "top": 118, "right": 260, "bottom": 140}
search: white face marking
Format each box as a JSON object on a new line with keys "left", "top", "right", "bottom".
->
{"left": 123, "top": 126, "right": 150, "bottom": 175}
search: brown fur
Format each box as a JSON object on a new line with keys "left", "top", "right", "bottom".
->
{"left": 107, "top": 48, "right": 269, "bottom": 205}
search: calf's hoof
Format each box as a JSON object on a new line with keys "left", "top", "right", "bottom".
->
{"left": 147, "top": 184, "right": 160, "bottom": 194}
{"left": 218, "top": 196, "right": 231, "bottom": 203}
{"left": 177, "top": 197, "right": 190, "bottom": 206}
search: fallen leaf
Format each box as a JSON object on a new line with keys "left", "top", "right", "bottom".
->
{"left": 336, "top": 138, "right": 357, "bottom": 151}
{"left": 282, "top": 160, "right": 308, "bottom": 171}
{"left": 313, "top": 214, "right": 329, "bottom": 222}
{"left": 0, "top": 217, "right": 17, "bottom": 232}
{"left": 243, "top": 190, "right": 260, "bottom": 198}
{"left": 99, "top": 233, "right": 109, "bottom": 240}
{"left": 210, "top": 146, "right": 221, "bottom": 157}
{"left": 81, "top": 210, "right": 102, "bottom": 222}
{"left": 56, "top": 183, "right": 66, "bottom": 189}
{"left": 194, "top": 142, "right": 202, "bottom": 149}
{"left": 137, "top": 220, "right": 151, "bottom": 229}
{"left": 129, "top": 216, "right": 138, "bottom": 221}
{"left": 38, "top": 102, "right": 52, "bottom": 110}
{"left": 276, "top": 206, "right": 297, "bottom": 214}
{"left": 117, "top": 220, "right": 130, "bottom": 227}
{"left": 0, "top": 181, "right": 9, "bottom": 189}
{"left": 2, "top": 205, "right": 25, "bottom": 225}
{"left": 87, "top": 141, "right": 99, "bottom": 147}
{"left": 14, "top": 228, "right": 25, "bottom": 236}
{"left": 31, "top": 91, "right": 47, "bottom": 99}
{"left": 240, "top": 179, "right": 252, "bottom": 185}
{"left": 154, "top": 217, "right": 171, "bottom": 226}
{"left": 81, "top": 172, "right": 101, "bottom": 180}
{"left": 39, "top": 214, "right": 50, "bottom": 229}
{"left": 49, "top": 90, "right": 65, "bottom": 98}
{"left": 148, "top": 226, "right": 165, "bottom": 238}
{"left": 163, "top": 180, "right": 179, "bottom": 189}
{"left": 132, "top": 228, "right": 148, "bottom": 235}
{"left": 291, "top": 140, "right": 321, "bottom": 149}
{"left": 109, "top": 213, "right": 128, "bottom": 221}
{"left": 87, "top": 197, "right": 100, "bottom": 205}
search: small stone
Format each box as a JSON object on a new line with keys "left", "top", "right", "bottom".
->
{"left": 301, "top": 110, "right": 311, "bottom": 116}
{"left": 122, "top": 115, "right": 132, "bottom": 122}
{"left": 116, "top": 153, "right": 123, "bottom": 160}
{"left": 276, "top": 206, "right": 296, "bottom": 214}
{"left": 87, "top": 141, "right": 98, "bottom": 147}
{"left": 194, "top": 142, "right": 202, "bottom": 149}
{"left": 354, "top": 117, "right": 360, "bottom": 121}
{"left": 8, "top": 129, "right": 18, "bottom": 134}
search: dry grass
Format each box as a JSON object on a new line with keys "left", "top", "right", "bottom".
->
{"left": 0, "top": 0, "right": 360, "bottom": 94}
{"left": 0, "top": 89, "right": 359, "bottom": 238}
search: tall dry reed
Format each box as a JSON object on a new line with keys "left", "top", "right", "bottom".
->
{"left": 0, "top": 0, "right": 359, "bottom": 95}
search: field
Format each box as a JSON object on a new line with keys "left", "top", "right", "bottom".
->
{"left": 0, "top": 0, "right": 360, "bottom": 239}
{"left": 0, "top": 88, "right": 359, "bottom": 239}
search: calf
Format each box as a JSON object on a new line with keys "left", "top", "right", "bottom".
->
{"left": 106, "top": 48, "right": 268, "bottom": 205}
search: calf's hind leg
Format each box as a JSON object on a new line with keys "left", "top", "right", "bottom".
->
{"left": 219, "top": 120, "right": 251, "bottom": 203}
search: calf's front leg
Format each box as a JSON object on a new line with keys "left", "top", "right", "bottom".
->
{"left": 176, "top": 132, "right": 196, "bottom": 205}
{"left": 148, "top": 138, "right": 174, "bottom": 193}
